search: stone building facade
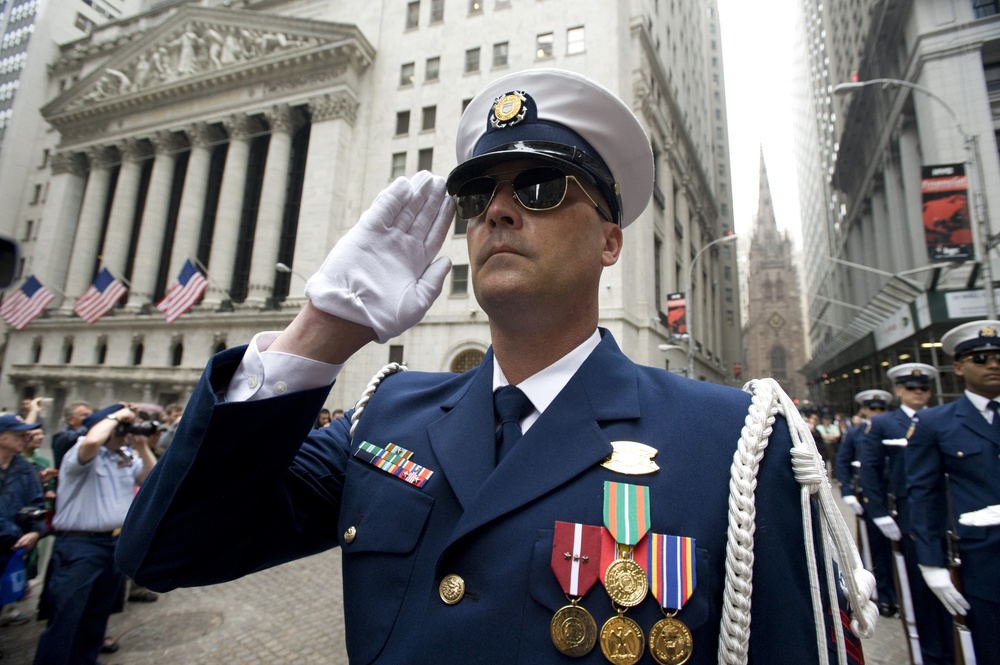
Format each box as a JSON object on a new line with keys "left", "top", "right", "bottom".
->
{"left": 743, "top": 152, "right": 808, "bottom": 399}
{"left": 0, "top": 0, "right": 741, "bottom": 416}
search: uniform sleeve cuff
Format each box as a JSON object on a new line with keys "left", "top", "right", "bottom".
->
{"left": 224, "top": 332, "right": 343, "bottom": 402}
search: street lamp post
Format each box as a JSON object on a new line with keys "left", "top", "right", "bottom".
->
{"left": 275, "top": 262, "right": 308, "bottom": 282}
{"left": 833, "top": 78, "right": 996, "bottom": 319}
{"left": 686, "top": 234, "right": 739, "bottom": 379}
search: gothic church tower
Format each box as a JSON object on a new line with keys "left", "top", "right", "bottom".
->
{"left": 744, "top": 151, "right": 809, "bottom": 399}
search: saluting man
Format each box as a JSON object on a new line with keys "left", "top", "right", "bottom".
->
{"left": 858, "top": 363, "right": 953, "bottom": 664}
{"left": 835, "top": 389, "right": 897, "bottom": 618}
{"left": 117, "top": 69, "right": 860, "bottom": 664}
{"left": 906, "top": 321, "right": 1000, "bottom": 665}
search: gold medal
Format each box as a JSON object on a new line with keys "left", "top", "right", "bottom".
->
{"left": 550, "top": 600, "right": 597, "bottom": 657}
{"left": 648, "top": 615, "right": 694, "bottom": 665}
{"left": 600, "top": 611, "right": 644, "bottom": 665}
{"left": 604, "top": 557, "right": 648, "bottom": 607}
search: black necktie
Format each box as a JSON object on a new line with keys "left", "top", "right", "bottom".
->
{"left": 494, "top": 385, "right": 533, "bottom": 464}
{"left": 989, "top": 401, "right": 1000, "bottom": 431}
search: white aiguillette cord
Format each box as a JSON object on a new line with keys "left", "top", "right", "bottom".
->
{"left": 718, "top": 378, "right": 878, "bottom": 665}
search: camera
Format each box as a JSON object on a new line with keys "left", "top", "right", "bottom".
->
{"left": 115, "top": 420, "right": 165, "bottom": 437}
{"left": 15, "top": 506, "right": 47, "bottom": 528}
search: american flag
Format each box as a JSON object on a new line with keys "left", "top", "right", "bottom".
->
{"left": 157, "top": 259, "right": 208, "bottom": 323}
{"left": 0, "top": 275, "right": 55, "bottom": 330}
{"left": 73, "top": 268, "right": 127, "bottom": 324}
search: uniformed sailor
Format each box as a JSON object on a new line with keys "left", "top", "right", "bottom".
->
{"left": 906, "top": 321, "right": 1000, "bottom": 665}
{"left": 835, "top": 389, "right": 897, "bottom": 617}
{"left": 117, "top": 69, "right": 862, "bottom": 664}
{"left": 858, "top": 363, "right": 953, "bottom": 664}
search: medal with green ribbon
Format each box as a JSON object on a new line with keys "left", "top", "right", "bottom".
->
{"left": 599, "top": 481, "right": 651, "bottom": 665}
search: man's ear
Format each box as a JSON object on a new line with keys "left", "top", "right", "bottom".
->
{"left": 602, "top": 224, "right": 623, "bottom": 267}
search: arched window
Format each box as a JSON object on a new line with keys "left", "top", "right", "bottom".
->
{"left": 450, "top": 349, "right": 485, "bottom": 373}
{"left": 763, "top": 279, "right": 773, "bottom": 301}
{"left": 770, "top": 346, "right": 787, "bottom": 380}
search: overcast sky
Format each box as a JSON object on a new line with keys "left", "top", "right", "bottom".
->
{"left": 718, "top": 0, "right": 802, "bottom": 246}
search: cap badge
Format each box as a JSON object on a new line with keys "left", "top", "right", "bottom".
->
{"left": 490, "top": 91, "right": 527, "bottom": 129}
{"left": 913, "top": 369, "right": 922, "bottom": 376}
{"left": 982, "top": 326, "right": 997, "bottom": 337}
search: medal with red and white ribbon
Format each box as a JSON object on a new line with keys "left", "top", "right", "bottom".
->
{"left": 550, "top": 521, "right": 602, "bottom": 657}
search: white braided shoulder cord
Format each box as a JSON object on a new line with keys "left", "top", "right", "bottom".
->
{"left": 348, "top": 362, "right": 407, "bottom": 441}
{"left": 717, "top": 378, "right": 878, "bottom": 665}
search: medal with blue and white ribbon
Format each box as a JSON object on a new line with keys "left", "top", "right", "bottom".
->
{"left": 550, "top": 521, "right": 601, "bottom": 657}
{"left": 647, "top": 533, "right": 696, "bottom": 665}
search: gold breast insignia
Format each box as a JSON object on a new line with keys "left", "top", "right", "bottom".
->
{"left": 601, "top": 441, "right": 660, "bottom": 475}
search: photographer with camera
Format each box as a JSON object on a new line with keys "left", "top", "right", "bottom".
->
{"left": 34, "top": 404, "right": 156, "bottom": 665}
{"left": 0, "top": 414, "right": 46, "bottom": 630}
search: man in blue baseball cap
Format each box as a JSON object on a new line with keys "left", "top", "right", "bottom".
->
{"left": 905, "top": 321, "right": 1000, "bottom": 664}
{"left": 119, "top": 69, "right": 859, "bottom": 664}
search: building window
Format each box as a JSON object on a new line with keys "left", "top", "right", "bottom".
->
{"left": 430, "top": 0, "right": 444, "bottom": 22}
{"left": 133, "top": 342, "right": 144, "bottom": 366}
{"left": 96, "top": 340, "right": 107, "bottom": 364}
{"left": 493, "top": 41, "right": 508, "bottom": 67}
{"left": 465, "top": 47, "right": 480, "bottom": 73}
{"left": 30, "top": 184, "right": 41, "bottom": 204}
{"left": 653, "top": 236, "right": 663, "bottom": 314}
{"left": 31, "top": 338, "right": 41, "bottom": 364}
{"left": 974, "top": 0, "right": 1000, "bottom": 18}
{"left": 454, "top": 214, "right": 468, "bottom": 235}
{"left": 22, "top": 219, "right": 32, "bottom": 241}
{"left": 171, "top": 342, "right": 184, "bottom": 366}
{"left": 536, "top": 32, "right": 554, "bottom": 59}
{"left": 770, "top": 346, "right": 787, "bottom": 380}
{"left": 422, "top": 106, "right": 436, "bottom": 131}
{"left": 451, "top": 349, "right": 485, "bottom": 373}
{"left": 39, "top": 148, "right": 49, "bottom": 169}
{"left": 468, "top": 0, "right": 483, "bottom": 14}
{"left": 451, "top": 264, "right": 469, "bottom": 295}
{"left": 567, "top": 26, "right": 585, "bottom": 55}
{"left": 389, "top": 345, "right": 404, "bottom": 365}
{"left": 400, "top": 62, "right": 415, "bottom": 86}
{"left": 396, "top": 110, "right": 410, "bottom": 135}
{"left": 426, "top": 56, "right": 440, "bottom": 81}
{"left": 74, "top": 12, "right": 95, "bottom": 32}
{"left": 391, "top": 152, "right": 406, "bottom": 178}
{"left": 406, "top": 1, "right": 420, "bottom": 29}
{"left": 418, "top": 148, "right": 433, "bottom": 171}
{"left": 63, "top": 340, "right": 73, "bottom": 364}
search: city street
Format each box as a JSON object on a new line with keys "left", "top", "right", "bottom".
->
{"left": 1, "top": 526, "right": 911, "bottom": 664}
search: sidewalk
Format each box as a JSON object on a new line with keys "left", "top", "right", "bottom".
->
{"left": 1, "top": 542, "right": 909, "bottom": 664}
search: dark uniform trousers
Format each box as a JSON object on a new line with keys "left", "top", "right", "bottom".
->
{"left": 859, "top": 410, "right": 954, "bottom": 665}
{"left": 117, "top": 331, "right": 854, "bottom": 664}
{"left": 907, "top": 396, "right": 1000, "bottom": 665}
{"left": 34, "top": 534, "right": 124, "bottom": 665}
{"left": 834, "top": 423, "right": 897, "bottom": 609}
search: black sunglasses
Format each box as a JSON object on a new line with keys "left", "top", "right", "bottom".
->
{"left": 453, "top": 166, "right": 611, "bottom": 222}
{"left": 902, "top": 386, "right": 930, "bottom": 392}
{"left": 963, "top": 352, "right": 1000, "bottom": 366}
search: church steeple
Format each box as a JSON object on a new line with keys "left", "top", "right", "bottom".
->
{"left": 756, "top": 147, "right": 779, "bottom": 237}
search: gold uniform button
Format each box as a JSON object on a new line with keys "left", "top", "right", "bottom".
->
{"left": 957, "top": 451, "right": 965, "bottom": 458}
{"left": 343, "top": 526, "right": 357, "bottom": 544}
{"left": 439, "top": 574, "right": 465, "bottom": 605}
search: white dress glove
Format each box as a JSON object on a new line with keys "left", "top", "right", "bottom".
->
{"left": 873, "top": 515, "right": 901, "bottom": 541}
{"left": 305, "top": 171, "right": 455, "bottom": 343}
{"left": 842, "top": 495, "right": 864, "bottom": 516}
{"left": 919, "top": 565, "right": 970, "bottom": 616}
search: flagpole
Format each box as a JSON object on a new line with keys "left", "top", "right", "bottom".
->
{"left": 190, "top": 257, "right": 232, "bottom": 301}
{"left": 101, "top": 264, "right": 132, "bottom": 288}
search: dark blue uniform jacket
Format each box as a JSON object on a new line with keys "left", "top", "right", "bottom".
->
{"left": 117, "top": 331, "right": 834, "bottom": 664}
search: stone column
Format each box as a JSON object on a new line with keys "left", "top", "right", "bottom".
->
{"left": 101, "top": 138, "right": 150, "bottom": 280}
{"left": 168, "top": 122, "right": 216, "bottom": 280}
{"left": 203, "top": 114, "right": 257, "bottom": 307}
{"left": 63, "top": 147, "right": 114, "bottom": 306}
{"left": 35, "top": 152, "right": 87, "bottom": 306}
{"left": 127, "top": 131, "right": 185, "bottom": 310}
{"left": 244, "top": 105, "right": 303, "bottom": 306}
{"left": 288, "top": 92, "right": 359, "bottom": 304}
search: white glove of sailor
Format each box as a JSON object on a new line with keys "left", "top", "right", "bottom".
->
{"left": 305, "top": 172, "right": 454, "bottom": 343}
{"left": 842, "top": 495, "right": 864, "bottom": 516}
{"left": 873, "top": 515, "right": 901, "bottom": 541}
{"left": 919, "top": 565, "right": 970, "bottom": 616}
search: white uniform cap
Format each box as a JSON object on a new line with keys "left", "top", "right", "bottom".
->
{"left": 448, "top": 68, "right": 653, "bottom": 228}
{"left": 853, "top": 389, "right": 893, "bottom": 407}
{"left": 886, "top": 362, "right": 937, "bottom": 387}
{"left": 940, "top": 320, "right": 1000, "bottom": 357}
